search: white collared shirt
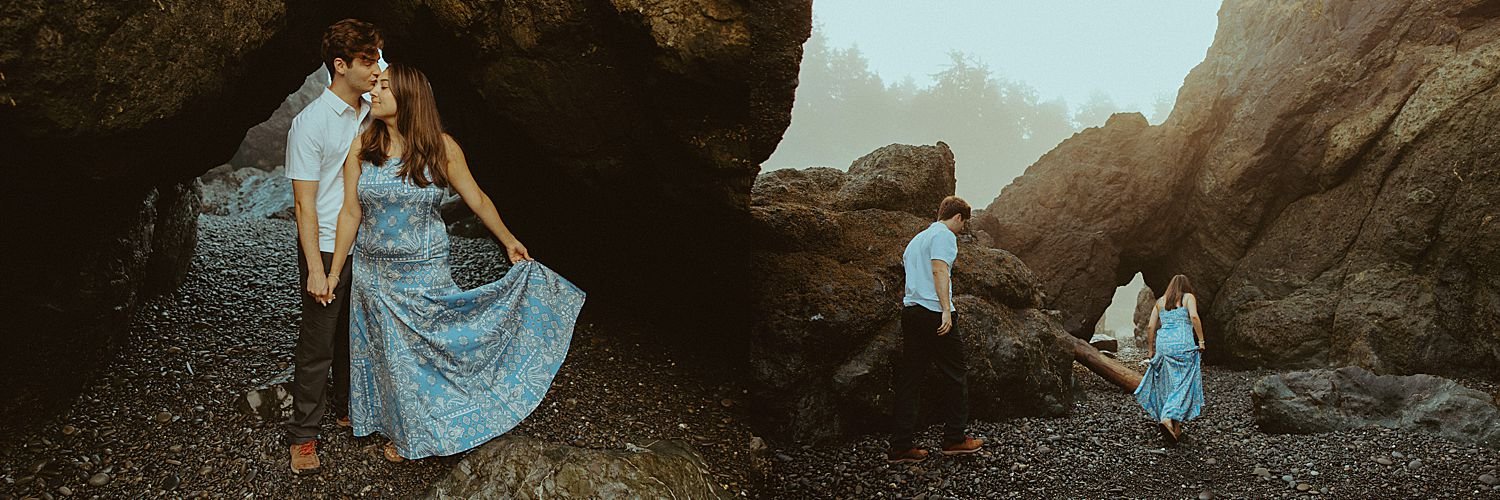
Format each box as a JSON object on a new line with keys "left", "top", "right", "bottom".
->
{"left": 285, "top": 87, "right": 371, "bottom": 253}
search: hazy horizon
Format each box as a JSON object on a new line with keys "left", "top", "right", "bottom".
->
{"left": 810, "top": 0, "right": 1220, "bottom": 116}
{"left": 767, "top": 1, "right": 1221, "bottom": 206}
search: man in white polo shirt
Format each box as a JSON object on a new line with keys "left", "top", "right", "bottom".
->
{"left": 887, "top": 195, "right": 985, "bottom": 463}
{"left": 283, "top": 18, "right": 382, "bottom": 475}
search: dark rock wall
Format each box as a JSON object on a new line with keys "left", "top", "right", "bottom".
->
{"left": 0, "top": 0, "right": 810, "bottom": 431}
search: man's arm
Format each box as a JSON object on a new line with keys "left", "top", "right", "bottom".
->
{"left": 932, "top": 259, "right": 953, "bottom": 335}
{"left": 286, "top": 119, "right": 329, "bottom": 303}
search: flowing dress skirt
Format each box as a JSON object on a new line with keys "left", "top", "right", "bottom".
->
{"left": 1133, "top": 307, "right": 1204, "bottom": 422}
{"left": 347, "top": 159, "right": 585, "bottom": 459}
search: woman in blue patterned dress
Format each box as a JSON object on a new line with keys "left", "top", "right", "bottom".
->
{"left": 1134, "top": 274, "right": 1205, "bottom": 444}
{"left": 324, "top": 64, "right": 585, "bottom": 461}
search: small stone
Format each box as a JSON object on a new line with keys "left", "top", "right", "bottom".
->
{"left": 1037, "top": 445, "right": 1053, "bottom": 454}
{"left": 1198, "top": 491, "right": 1214, "bottom": 500}
{"left": 154, "top": 412, "right": 172, "bottom": 423}
{"left": 58, "top": 486, "right": 73, "bottom": 496}
{"left": 1205, "top": 458, "right": 1217, "bottom": 465}
{"left": 61, "top": 425, "right": 77, "bottom": 436}
{"left": 160, "top": 473, "right": 180, "bottom": 490}
{"left": 1296, "top": 483, "right": 1311, "bottom": 492}
{"left": 88, "top": 473, "right": 111, "bottom": 487}
{"left": 1253, "top": 467, "right": 1271, "bottom": 477}
{"left": 1480, "top": 473, "right": 1498, "bottom": 486}
{"left": 169, "top": 444, "right": 184, "bottom": 454}
{"left": 1374, "top": 457, "right": 1393, "bottom": 466}
{"left": 1390, "top": 451, "right": 1404, "bottom": 459}
{"left": 1281, "top": 475, "right": 1294, "bottom": 483}
{"left": 720, "top": 398, "right": 734, "bottom": 408}
{"left": 1406, "top": 459, "right": 1422, "bottom": 471}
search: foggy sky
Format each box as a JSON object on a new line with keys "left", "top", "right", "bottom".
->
{"left": 810, "top": 0, "right": 1221, "bottom": 112}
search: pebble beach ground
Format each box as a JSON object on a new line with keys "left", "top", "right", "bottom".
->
{"left": 1, "top": 214, "right": 1496, "bottom": 499}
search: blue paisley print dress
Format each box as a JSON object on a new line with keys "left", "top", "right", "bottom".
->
{"left": 1133, "top": 303, "right": 1204, "bottom": 423}
{"left": 348, "top": 158, "right": 585, "bottom": 459}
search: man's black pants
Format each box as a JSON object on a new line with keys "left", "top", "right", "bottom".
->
{"left": 889, "top": 305, "right": 969, "bottom": 449}
{"left": 285, "top": 247, "right": 353, "bottom": 445}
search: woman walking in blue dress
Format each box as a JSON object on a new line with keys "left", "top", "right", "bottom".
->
{"left": 324, "top": 63, "right": 585, "bottom": 462}
{"left": 1134, "top": 274, "right": 1205, "bottom": 444}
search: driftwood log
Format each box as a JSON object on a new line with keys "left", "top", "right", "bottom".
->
{"left": 1058, "top": 332, "right": 1141, "bottom": 392}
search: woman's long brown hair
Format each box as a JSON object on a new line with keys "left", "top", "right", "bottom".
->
{"left": 1162, "top": 274, "right": 1193, "bottom": 311}
{"left": 359, "top": 63, "right": 449, "bottom": 188}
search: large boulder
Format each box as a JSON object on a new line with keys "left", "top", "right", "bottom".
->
{"left": 747, "top": 143, "right": 1074, "bottom": 443}
{"left": 1251, "top": 367, "right": 1500, "bottom": 448}
{"left": 423, "top": 436, "right": 724, "bottom": 499}
{"left": 974, "top": 0, "right": 1500, "bottom": 377}
{"left": 0, "top": 0, "right": 811, "bottom": 433}
{"left": 833, "top": 143, "right": 957, "bottom": 216}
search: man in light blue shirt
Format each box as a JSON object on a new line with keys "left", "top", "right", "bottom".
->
{"left": 284, "top": 18, "right": 383, "bottom": 475}
{"left": 887, "top": 196, "right": 986, "bottom": 463}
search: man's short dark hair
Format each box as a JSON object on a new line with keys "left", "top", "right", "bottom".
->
{"left": 938, "top": 195, "right": 971, "bottom": 221}
{"left": 321, "top": 19, "right": 383, "bottom": 78}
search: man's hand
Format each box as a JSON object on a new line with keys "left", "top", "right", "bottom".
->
{"left": 307, "top": 272, "right": 332, "bottom": 306}
{"left": 937, "top": 310, "right": 952, "bottom": 336}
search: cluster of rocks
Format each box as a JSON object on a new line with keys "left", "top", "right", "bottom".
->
{"left": 744, "top": 143, "right": 1075, "bottom": 443}
{"left": 197, "top": 165, "right": 293, "bottom": 220}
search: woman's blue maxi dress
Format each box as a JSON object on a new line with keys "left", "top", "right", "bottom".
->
{"left": 1134, "top": 304, "right": 1204, "bottom": 423}
{"left": 347, "top": 158, "right": 585, "bottom": 459}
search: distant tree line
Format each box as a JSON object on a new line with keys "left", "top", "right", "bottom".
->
{"left": 766, "top": 26, "right": 1173, "bottom": 203}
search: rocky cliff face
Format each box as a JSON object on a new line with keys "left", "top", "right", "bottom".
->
{"left": 229, "top": 68, "right": 329, "bottom": 170}
{"left": 975, "top": 0, "right": 1500, "bottom": 377}
{"left": 0, "top": 0, "right": 810, "bottom": 430}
